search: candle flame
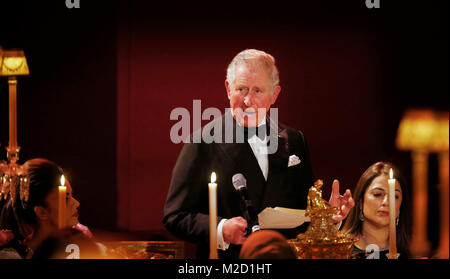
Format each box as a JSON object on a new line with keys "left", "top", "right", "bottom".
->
{"left": 60, "top": 175, "right": 65, "bottom": 186}
{"left": 211, "top": 172, "right": 216, "bottom": 183}
{"left": 389, "top": 168, "right": 393, "bottom": 180}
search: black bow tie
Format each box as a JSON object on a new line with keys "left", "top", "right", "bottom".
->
{"left": 244, "top": 124, "right": 267, "bottom": 141}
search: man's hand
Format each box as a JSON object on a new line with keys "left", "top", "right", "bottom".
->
{"left": 329, "top": 179, "right": 355, "bottom": 222}
{"left": 222, "top": 217, "right": 247, "bottom": 245}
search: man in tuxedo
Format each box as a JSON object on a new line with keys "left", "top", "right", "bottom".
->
{"left": 163, "top": 49, "right": 354, "bottom": 258}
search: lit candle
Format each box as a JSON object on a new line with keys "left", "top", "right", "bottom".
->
{"left": 388, "top": 168, "right": 398, "bottom": 257}
{"left": 209, "top": 172, "right": 218, "bottom": 259}
{"left": 58, "top": 175, "right": 67, "bottom": 229}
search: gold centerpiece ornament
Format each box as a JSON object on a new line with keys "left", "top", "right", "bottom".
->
{"left": 289, "top": 180, "right": 357, "bottom": 259}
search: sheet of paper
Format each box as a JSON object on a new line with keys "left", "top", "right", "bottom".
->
{"left": 258, "top": 207, "right": 310, "bottom": 229}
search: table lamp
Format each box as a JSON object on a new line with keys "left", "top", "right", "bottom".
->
{"left": 0, "top": 47, "right": 30, "bottom": 202}
{"left": 429, "top": 112, "right": 449, "bottom": 259}
{"left": 396, "top": 109, "right": 436, "bottom": 257}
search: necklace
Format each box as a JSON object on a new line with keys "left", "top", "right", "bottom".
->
{"left": 360, "top": 234, "right": 389, "bottom": 251}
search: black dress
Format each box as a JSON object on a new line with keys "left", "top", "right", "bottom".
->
{"left": 352, "top": 245, "right": 407, "bottom": 259}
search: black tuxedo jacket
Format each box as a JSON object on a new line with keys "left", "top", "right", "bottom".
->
{"left": 163, "top": 112, "right": 314, "bottom": 258}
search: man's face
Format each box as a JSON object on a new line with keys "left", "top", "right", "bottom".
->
{"left": 225, "top": 63, "right": 281, "bottom": 127}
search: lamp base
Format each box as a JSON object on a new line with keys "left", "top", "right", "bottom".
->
{"left": 6, "top": 145, "right": 20, "bottom": 163}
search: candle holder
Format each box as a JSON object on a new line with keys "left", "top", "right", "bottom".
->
{"left": 386, "top": 253, "right": 400, "bottom": 259}
{"left": 288, "top": 180, "right": 358, "bottom": 259}
{"left": 0, "top": 149, "right": 29, "bottom": 202}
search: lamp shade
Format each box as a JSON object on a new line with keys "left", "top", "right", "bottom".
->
{"left": 429, "top": 112, "right": 449, "bottom": 152}
{"left": 0, "top": 49, "right": 30, "bottom": 76}
{"left": 396, "top": 109, "right": 438, "bottom": 151}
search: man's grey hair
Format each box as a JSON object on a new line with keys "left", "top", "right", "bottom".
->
{"left": 226, "top": 49, "right": 280, "bottom": 89}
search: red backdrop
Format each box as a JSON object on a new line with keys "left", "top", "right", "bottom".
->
{"left": 115, "top": 1, "right": 448, "bottom": 237}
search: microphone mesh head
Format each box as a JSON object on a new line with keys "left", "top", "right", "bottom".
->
{"left": 232, "top": 173, "right": 246, "bottom": 190}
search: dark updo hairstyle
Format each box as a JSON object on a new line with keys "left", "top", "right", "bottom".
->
{"left": 0, "top": 158, "right": 63, "bottom": 248}
{"left": 342, "top": 162, "right": 412, "bottom": 258}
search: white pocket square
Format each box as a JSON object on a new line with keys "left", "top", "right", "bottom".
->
{"left": 288, "top": 155, "right": 301, "bottom": 167}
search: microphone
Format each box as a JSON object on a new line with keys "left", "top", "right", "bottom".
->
{"left": 232, "top": 173, "right": 260, "bottom": 236}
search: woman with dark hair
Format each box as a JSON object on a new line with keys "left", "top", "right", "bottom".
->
{"left": 0, "top": 158, "right": 84, "bottom": 258}
{"left": 342, "top": 162, "right": 412, "bottom": 259}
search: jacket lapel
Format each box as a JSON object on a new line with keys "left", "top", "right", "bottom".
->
{"left": 263, "top": 117, "right": 290, "bottom": 207}
{"left": 216, "top": 112, "right": 267, "bottom": 210}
